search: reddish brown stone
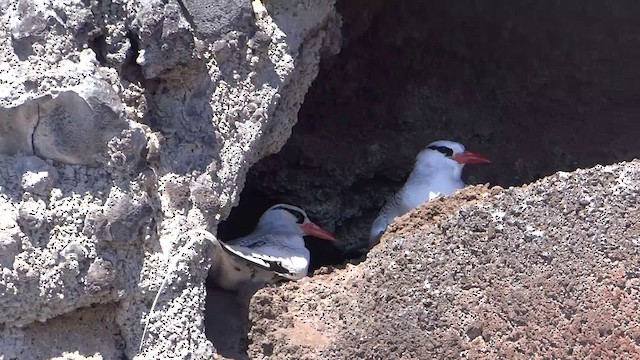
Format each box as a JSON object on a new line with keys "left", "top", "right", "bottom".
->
{"left": 247, "top": 161, "right": 640, "bottom": 359}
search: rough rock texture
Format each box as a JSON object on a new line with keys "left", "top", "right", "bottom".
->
{"left": 0, "top": 304, "right": 123, "bottom": 360}
{"left": 239, "top": 1, "right": 640, "bottom": 253}
{"left": 2, "top": 0, "right": 640, "bottom": 358}
{"left": 0, "top": 0, "right": 340, "bottom": 358}
{"left": 247, "top": 161, "right": 640, "bottom": 359}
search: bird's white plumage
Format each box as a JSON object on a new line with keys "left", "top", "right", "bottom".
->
{"left": 211, "top": 204, "right": 313, "bottom": 290}
{"left": 369, "top": 140, "right": 478, "bottom": 245}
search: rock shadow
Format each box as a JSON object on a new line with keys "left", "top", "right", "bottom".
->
{"left": 204, "top": 285, "right": 258, "bottom": 360}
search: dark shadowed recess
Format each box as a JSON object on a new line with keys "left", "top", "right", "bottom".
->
{"left": 219, "top": 0, "right": 640, "bottom": 270}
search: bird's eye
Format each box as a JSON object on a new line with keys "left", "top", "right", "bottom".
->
{"left": 288, "top": 209, "right": 306, "bottom": 224}
{"left": 427, "top": 145, "right": 454, "bottom": 157}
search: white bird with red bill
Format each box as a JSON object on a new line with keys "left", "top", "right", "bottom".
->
{"left": 369, "top": 140, "right": 490, "bottom": 245}
{"left": 212, "top": 203, "right": 336, "bottom": 291}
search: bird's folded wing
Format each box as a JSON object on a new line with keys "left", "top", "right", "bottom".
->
{"left": 227, "top": 230, "right": 286, "bottom": 248}
{"left": 220, "top": 242, "right": 295, "bottom": 278}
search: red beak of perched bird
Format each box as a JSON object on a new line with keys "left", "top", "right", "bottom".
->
{"left": 452, "top": 151, "right": 491, "bottom": 164}
{"left": 300, "top": 222, "right": 336, "bottom": 241}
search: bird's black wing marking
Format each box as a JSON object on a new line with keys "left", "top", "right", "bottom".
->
{"left": 220, "top": 241, "right": 294, "bottom": 277}
{"left": 226, "top": 233, "right": 275, "bottom": 248}
{"left": 263, "top": 260, "right": 292, "bottom": 276}
{"left": 245, "top": 239, "right": 268, "bottom": 249}
{"left": 221, "top": 232, "right": 299, "bottom": 279}
{"left": 220, "top": 243, "right": 272, "bottom": 271}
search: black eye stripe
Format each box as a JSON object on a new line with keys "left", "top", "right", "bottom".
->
{"left": 427, "top": 145, "right": 454, "bottom": 157}
{"left": 272, "top": 206, "right": 305, "bottom": 224}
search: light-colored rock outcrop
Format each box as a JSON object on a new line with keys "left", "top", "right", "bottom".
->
{"left": 247, "top": 161, "right": 640, "bottom": 359}
{"left": 0, "top": 0, "right": 340, "bottom": 358}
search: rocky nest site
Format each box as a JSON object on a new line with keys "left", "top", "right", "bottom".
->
{"left": 0, "top": 0, "right": 639, "bottom": 359}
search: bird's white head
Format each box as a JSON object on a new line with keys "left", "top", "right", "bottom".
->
{"left": 260, "top": 204, "right": 336, "bottom": 241}
{"left": 414, "top": 140, "right": 490, "bottom": 177}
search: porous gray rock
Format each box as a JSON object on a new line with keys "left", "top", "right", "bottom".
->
{"left": 18, "top": 156, "right": 58, "bottom": 195}
{"left": 85, "top": 257, "right": 116, "bottom": 295}
{"left": 180, "top": 0, "right": 254, "bottom": 38}
{"left": 0, "top": 303, "right": 123, "bottom": 360}
{"left": 0, "top": 100, "right": 39, "bottom": 154}
{"left": 33, "top": 89, "right": 128, "bottom": 165}
{"left": 247, "top": 161, "right": 640, "bottom": 359}
{"left": 0, "top": 200, "right": 21, "bottom": 268}
{"left": 89, "top": 186, "right": 154, "bottom": 243}
{"left": 0, "top": 0, "right": 340, "bottom": 358}
{"left": 132, "top": 0, "right": 197, "bottom": 79}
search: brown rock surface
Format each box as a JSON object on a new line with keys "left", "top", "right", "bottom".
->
{"left": 247, "top": 161, "right": 640, "bottom": 359}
